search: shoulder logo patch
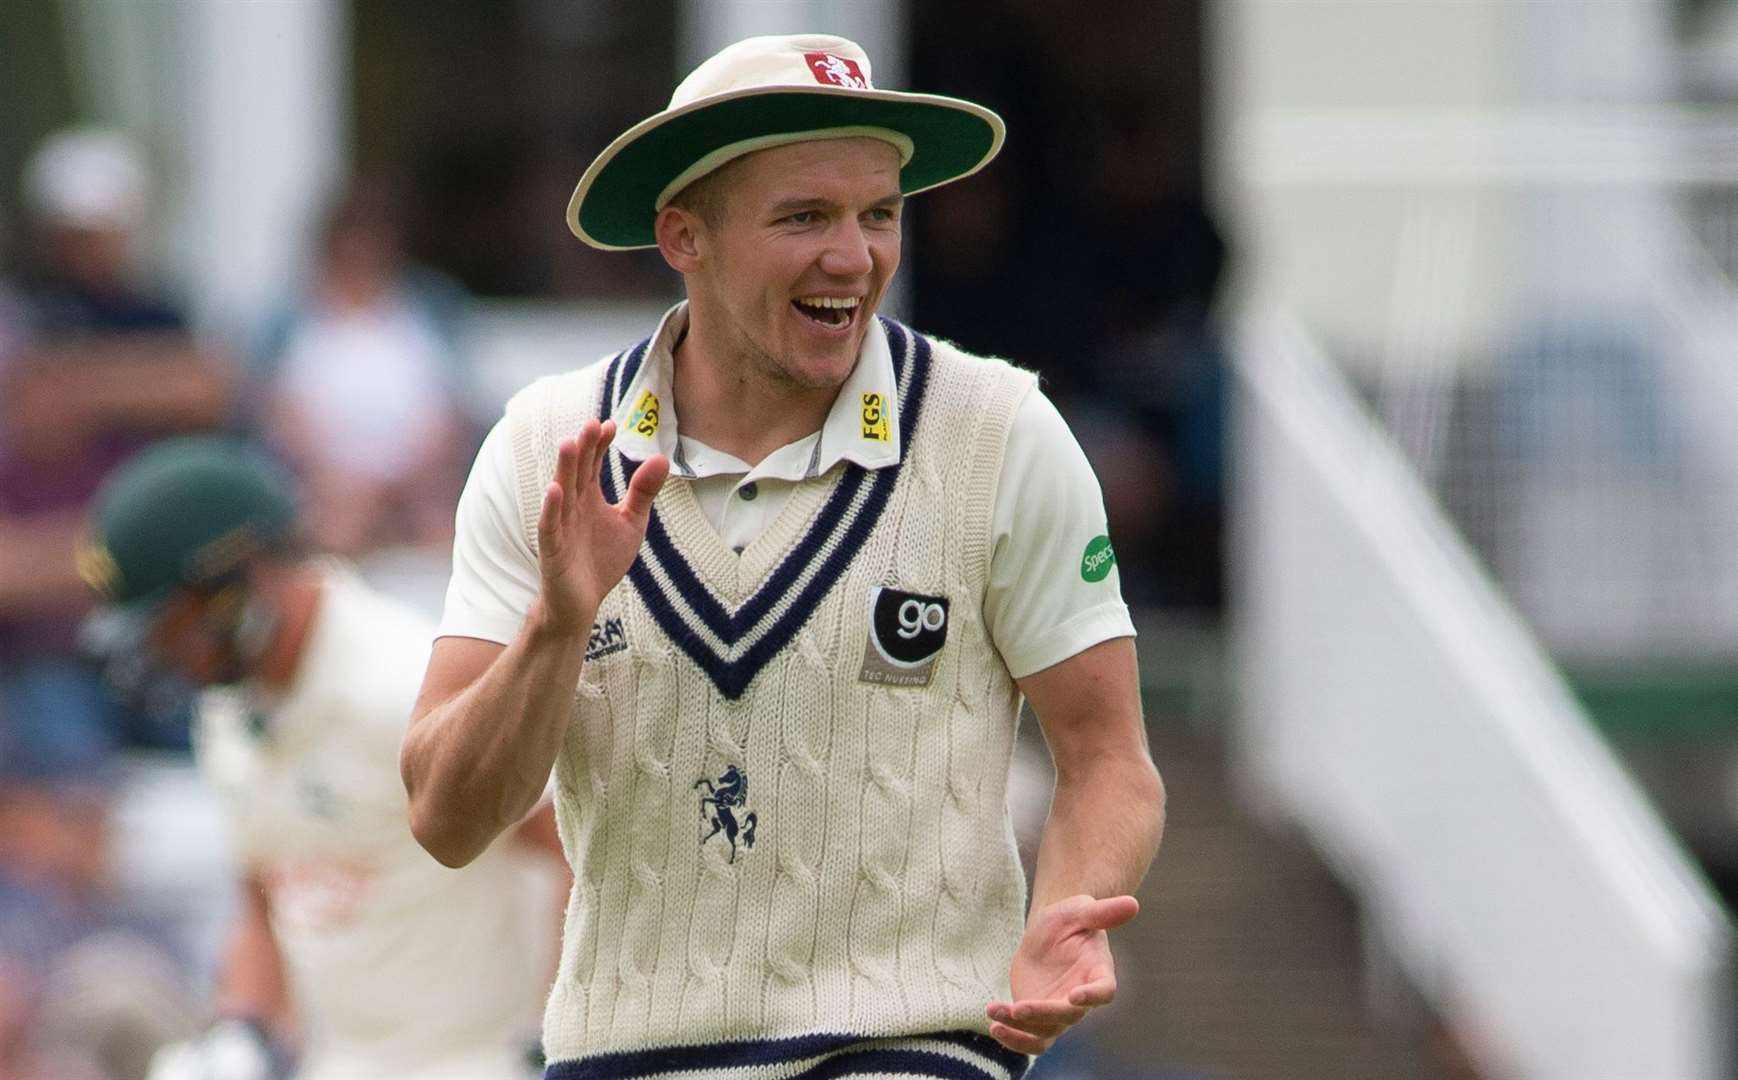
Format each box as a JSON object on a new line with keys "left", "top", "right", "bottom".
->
{"left": 1081, "top": 535, "right": 1116, "bottom": 582}
{"left": 860, "top": 586, "right": 949, "bottom": 686}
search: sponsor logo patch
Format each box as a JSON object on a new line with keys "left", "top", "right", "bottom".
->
{"left": 859, "top": 586, "right": 949, "bottom": 686}
{"left": 860, "top": 392, "right": 891, "bottom": 442}
{"left": 626, "top": 389, "right": 660, "bottom": 437}
{"left": 586, "top": 616, "right": 628, "bottom": 661}
{"left": 804, "top": 51, "right": 869, "bottom": 89}
{"left": 1081, "top": 535, "right": 1117, "bottom": 582}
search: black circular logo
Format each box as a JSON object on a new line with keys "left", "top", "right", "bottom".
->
{"left": 869, "top": 587, "right": 950, "bottom": 667}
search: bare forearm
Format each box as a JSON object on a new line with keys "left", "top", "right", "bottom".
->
{"left": 214, "top": 880, "right": 290, "bottom": 1031}
{"left": 403, "top": 603, "right": 587, "bottom": 866}
{"left": 1028, "top": 757, "right": 1165, "bottom": 915}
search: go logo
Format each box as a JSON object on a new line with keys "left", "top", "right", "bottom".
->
{"left": 862, "top": 587, "right": 950, "bottom": 685}
{"left": 895, "top": 596, "right": 946, "bottom": 640}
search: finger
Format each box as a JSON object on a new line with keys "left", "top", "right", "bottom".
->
{"left": 571, "top": 420, "right": 601, "bottom": 495}
{"left": 986, "top": 1001, "right": 1077, "bottom": 1042}
{"left": 987, "top": 1021, "right": 1051, "bottom": 1056}
{"left": 1080, "top": 894, "right": 1140, "bottom": 932}
{"left": 620, "top": 454, "right": 670, "bottom": 519}
{"left": 1068, "top": 977, "right": 1117, "bottom": 1008}
{"left": 587, "top": 420, "right": 618, "bottom": 486}
{"left": 552, "top": 436, "right": 580, "bottom": 497}
{"left": 1007, "top": 999, "right": 1087, "bottom": 1031}
{"left": 537, "top": 482, "right": 564, "bottom": 559}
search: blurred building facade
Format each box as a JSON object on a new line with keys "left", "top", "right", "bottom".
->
{"left": 1219, "top": 0, "right": 1738, "bottom": 1077}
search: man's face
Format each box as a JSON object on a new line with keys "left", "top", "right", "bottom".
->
{"left": 686, "top": 137, "right": 904, "bottom": 390}
{"left": 143, "top": 588, "right": 241, "bottom": 687}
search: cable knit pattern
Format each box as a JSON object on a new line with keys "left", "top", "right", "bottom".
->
{"left": 506, "top": 321, "right": 1036, "bottom": 1079}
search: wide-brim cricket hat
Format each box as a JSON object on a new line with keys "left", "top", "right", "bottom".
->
{"left": 567, "top": 33, "right": 1005, "bottom": 251}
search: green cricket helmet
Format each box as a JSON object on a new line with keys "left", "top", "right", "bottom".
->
{"left": 79, "top": 436, "right": 297, "bottom": 702}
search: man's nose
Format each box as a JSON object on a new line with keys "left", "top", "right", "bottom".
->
{"left": 819, "top": 220, "right": 874, "bottom": 278}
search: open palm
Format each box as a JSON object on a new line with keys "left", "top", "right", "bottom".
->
{"left": 987, "top": 894, "right": 1139, "bottom": 1055}
{"left": 536, "top": 419, "right": 669, "bottom": 635}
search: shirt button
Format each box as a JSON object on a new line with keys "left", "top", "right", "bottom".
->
{"left": 739, "top": 482, "right": 759, "bottom": 501}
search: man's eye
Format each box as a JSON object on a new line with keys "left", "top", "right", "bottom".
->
{"left": 784, "top": 211, "right": 819, "bottom": 225}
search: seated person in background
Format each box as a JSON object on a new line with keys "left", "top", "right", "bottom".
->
{"left": 81, "top": 438, "right": 565, "bottom": 1080}
{"left": 0, "top": 126, "right": 230, "bottom": 750}
{"left": 254, "top": 184, "right": 476, "bottom": 557}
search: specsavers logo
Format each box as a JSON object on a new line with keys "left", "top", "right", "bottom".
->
{"left": 627, "top": 390, "right": 660, "bottom": 437}
{"left": 860, "top": 392, "right": 890, "bottom": 442}
{"left": 1081, "top": 535, "right": 1116, "bottom": 582}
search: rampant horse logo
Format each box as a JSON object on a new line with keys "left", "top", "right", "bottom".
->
{"left": 694, "top": 765, "right": 758, "bottom": 864}
{"left": 804, "top": 51, "right": 869, "bottom": 89}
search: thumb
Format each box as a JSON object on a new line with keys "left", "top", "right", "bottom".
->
{"left": 620, "top": 454, "right": 670, "bottom": 520}
{"left": 1078, "top": 895, "right": 1140, "bottom": 933}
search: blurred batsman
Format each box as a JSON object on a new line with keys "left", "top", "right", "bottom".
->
{"left": 78, "top": 437, "right": 565, "bottom": 1080}
{"left": 403, "top": 33, "right": 1165, "bottom": 1078}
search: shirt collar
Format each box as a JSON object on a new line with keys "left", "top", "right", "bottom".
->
{"left": 610, "top": 301, "right": 902, "bottom": 480}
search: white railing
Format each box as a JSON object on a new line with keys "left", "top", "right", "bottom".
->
{"left": 1229, "top": 307, "right": 1732, "bottom": 1080}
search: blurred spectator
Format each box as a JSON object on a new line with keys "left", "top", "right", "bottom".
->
{"left": 0, "top": 124, "right": 224, "bottom": 1080}
{"left": 0, "top": 755, "right": 198, "bottom": 1080}
{"left": 0, "top": 125, "right": 232, "bottom": 749}
{"left": 253, "top": 182, "right": 477, "bottom": 556}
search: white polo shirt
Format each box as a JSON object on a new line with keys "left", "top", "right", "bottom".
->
{"left": 439, "top": 303, "right": 1133, "bottom": 679}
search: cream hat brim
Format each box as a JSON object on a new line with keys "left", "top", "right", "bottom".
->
{"left": 566, "top": 83, "right": 1005, "bottom": 251}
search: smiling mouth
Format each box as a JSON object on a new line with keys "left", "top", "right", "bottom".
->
{"left": 792, "top": 295, "right": 861, "bottom": 330}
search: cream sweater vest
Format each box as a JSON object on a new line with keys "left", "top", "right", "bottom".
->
{"left": 507, "top": 321, "right": 1036, "bottom": 1079}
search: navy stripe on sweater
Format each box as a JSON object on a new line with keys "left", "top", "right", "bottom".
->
{"left": 542, "top": 1028, "right": 1027, "bottom": 1080}
{"left": 597, "top": 318, "right": 934, "bottom": 700}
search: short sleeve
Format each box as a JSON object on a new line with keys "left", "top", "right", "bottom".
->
{"left": 983, "top": 387, "right": 1136, "bottom": 679}
{"left": 436, "top": 419, "right": 540, "bottom": 644}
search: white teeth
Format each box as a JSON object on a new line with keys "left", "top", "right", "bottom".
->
{"left": 795, "top": 296, "right": 861, "bottom": 309}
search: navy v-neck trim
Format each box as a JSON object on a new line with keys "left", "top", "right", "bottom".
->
{"left": 598, "top": 319, "right": 931, "bottom": 699}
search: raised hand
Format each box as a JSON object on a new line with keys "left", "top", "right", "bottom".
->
{"left": 535, "top": 419, "right": 669, "bottom": 636}
{"left": 986, "top": 893, "right": 1140, "bottom": 1055}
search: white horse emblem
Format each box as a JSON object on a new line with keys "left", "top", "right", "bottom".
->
{"left": 809, "top": 52, "right": 868, "bottom": 89}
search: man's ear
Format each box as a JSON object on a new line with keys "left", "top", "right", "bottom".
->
{"left": 655, "top": 206, "right": 705, "bottom": 273}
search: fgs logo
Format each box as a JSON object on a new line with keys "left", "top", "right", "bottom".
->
{"left": 860, "top": 392, "right": 890, "bottom": 442}
{"left": 627, "top": 390, "right": 660, "bottom": 437}
{"left": 859, "top": 586, "right": 949, "bottom": 686}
